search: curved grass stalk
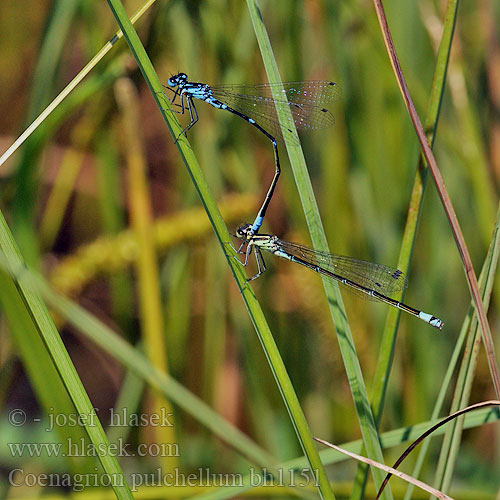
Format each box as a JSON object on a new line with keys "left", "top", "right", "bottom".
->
{"left": 432, "top": 204, "right": 499, "bottom": 496}
{"left": 372, "top": 0, "right": 500, "bottom": 398}
{"left": 352, "top": 1, "right": 461, "bottom": 497}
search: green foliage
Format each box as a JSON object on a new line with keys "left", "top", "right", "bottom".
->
{"left": 0, "top": 1, "right": 498, "bottom": 499}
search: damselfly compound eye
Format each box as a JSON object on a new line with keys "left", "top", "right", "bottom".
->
{"left": 235, "top": 224, "right": 252, "bottom": 238}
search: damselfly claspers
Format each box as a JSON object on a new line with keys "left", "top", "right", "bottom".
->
{"left": 234, "top": 223, "right": 443, "bottom": 330}
{"left": 163, "top": 73, "right": 340, "bottom": 235}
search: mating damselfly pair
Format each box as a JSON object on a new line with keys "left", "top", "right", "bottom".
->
{"left": 162, "top": 73, "right": 443, "bottom": 329}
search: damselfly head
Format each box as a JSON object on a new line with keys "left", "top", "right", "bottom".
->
{"left": 235, "top": 223, "right": 252, "bottom": 238}
{"left": 168, "top": 73, "right": 188, "bottom": 88}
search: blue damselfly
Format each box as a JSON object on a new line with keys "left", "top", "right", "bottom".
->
{"left": 163, "top": 73, "right": 340, "bottom": 234}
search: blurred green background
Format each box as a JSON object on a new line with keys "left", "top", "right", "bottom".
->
{"left": 0, "top": 0, "right": 498, "bottom": 498}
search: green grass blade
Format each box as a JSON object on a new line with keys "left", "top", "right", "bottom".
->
{"left": 0, "top": 272, "right": 95, "bottom": 474}
{"left": 373, "top": 0, "right": 458, "bottom": 411}
{"left": 95, "top": 128, "right": 135, "bottom": 334}
{"left": 0, "top": 210, "right": 134, "bottom": 499}
{"left": 246, "top": 1, "right": 391, "bottom": 497}
{"left": 105, "top": 0, "right": 341, "bottom": 496}
{"left": 373, "top": 0, "right": 499, "bottom": 398}
{"left": 25, "top": 0, "right": 80, "bottom": 120}
{"left": 105, "top": 368, "right": 145, "bottom": 446}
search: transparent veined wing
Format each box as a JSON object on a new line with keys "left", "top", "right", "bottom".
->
{"left": 208, "top": 81, "right": 341, "bottom": 142}
{"left": 276, "top": 238, "right": 408, "bottom": 297}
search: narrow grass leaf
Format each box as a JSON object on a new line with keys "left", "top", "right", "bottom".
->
{"left": 247, "top": 1, "right": 391, "bottom": 497}
{"left": 105, "top": 0, "right": 342, "bottom": 495}
{"left": 0, "top": 210, "right": 134, "bottom": 499}
{"left": 0, "top": 1, "right": 158, "bottom": 168}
